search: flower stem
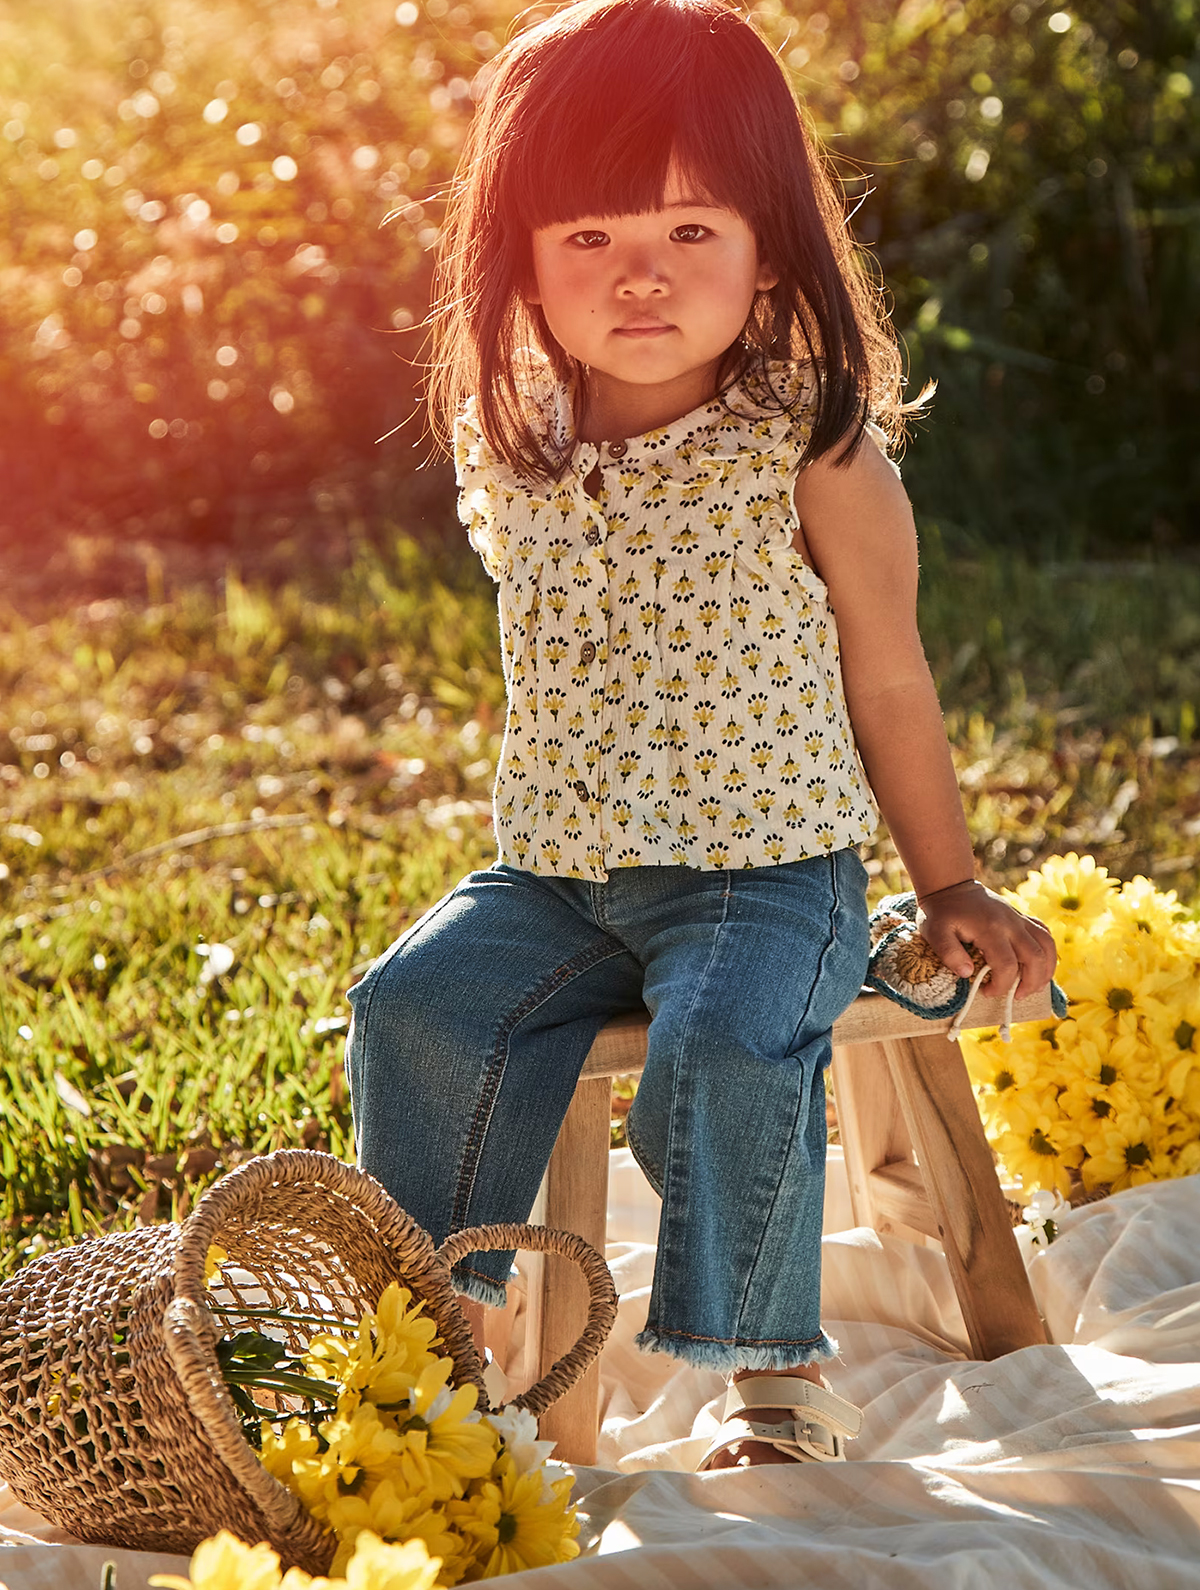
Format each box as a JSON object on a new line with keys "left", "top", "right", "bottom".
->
{"left": 207, "top": 1303, "right": 354, "bottom": 1331}
{"left": 222, "top": 1369, "right": 341, "bottom": 1404}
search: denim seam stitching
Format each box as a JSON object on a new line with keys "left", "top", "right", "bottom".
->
{"left": 449, "top": 935, "right": 627, "bottom": 1234}
{"left": 653, "top": 877, "right": 732, "bottom": 1281}
{"left": 642, "top": 1324, "right": 831, "bottom": 1348}
{"left": 732, "top": 851, "right": 841, "bottom": 1338}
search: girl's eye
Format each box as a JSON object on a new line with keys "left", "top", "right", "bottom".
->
{"left": 569, "top": 230, "right": 609, "bottom": 248}
{"left": 671, "top": 224, "right": 710, "bottom": 243}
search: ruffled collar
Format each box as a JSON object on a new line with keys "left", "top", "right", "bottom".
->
{"left": 564, "top": 358, "right": 813, "bottom": 473}
{"left": 460, "top": 356, "right": 816, "bottom": 498}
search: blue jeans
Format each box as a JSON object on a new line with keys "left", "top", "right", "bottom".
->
{"left": 345, "top": 851, "right": 869, "bottom": 1372}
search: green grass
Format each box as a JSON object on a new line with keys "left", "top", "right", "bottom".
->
{"left": 2, "top": 526, "right": 1198, "bottom": 1280}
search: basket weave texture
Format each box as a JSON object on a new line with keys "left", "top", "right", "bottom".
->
{"left": 0, "top": 1149, "right": 617, "bottom": 1575}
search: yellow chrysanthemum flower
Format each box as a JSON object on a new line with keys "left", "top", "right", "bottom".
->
{"left": 269, "top": 1405, "right": 410, "bottom": 1525}
{"left": 465, "top": 1453, "right": 580, "bottom": 1579}
{"left": 1064, "top": 1029, "right": 1160, "bottom": 1094}
{"left": 1108, "top": 875, "right": 1185, "bottom": 941}
{"left": 1175, "top": 1067, "right": 1200, "bottom": 1126}
{"left": 1056, "top": 1075, "right": 1142, "bottom": 1144}
{"left": 306, "top": 1283, "right": 441, "bottom": 1409}
{"left": 327, "top": 1482, "right": 466, "bottom": 1584}
{"left": 1005, "top": 851, "right": 1116, "bottom": 930}
{"left": 151, "top": 1529, "right": 441, "bottom": 1590}
{"left": 382, "top": 1361, "right": 498, "bottom": 1503}
{"left": 962, "top": 1023, "right": 1052, "bottom": 1095}
{"left": 442, "top": 1479, "right": 502, "bottom": 1566}
{"left": 973, "top": 857, "right": 1200, "bottom": 1202}
{"left": 1149, "top": 985, "right": 1200, "bottom": 1100}
{"left": 204, "top": 1245, "right": 228, "bottom": 1287}
{"left": 336, "top": 1532, "right": 441, "bottom": 1590}
{"left": 259, "top": 1419, "right": 327, "bottom": 1516}
{"left": 1080, "top": 1110, "right": 1169, "bottom": 1193}
{"left": 1066, "top": 946, "right": 1175, "bottom": 1040}
{"left": 989, "top": 1094, "right": 1083, "bottom": 1199}
{"left": 324, "top": 1402, "right": 408, "bottom": 1476}
{"left": 149, "top": 1531, "right": 285, "bottom": 1590}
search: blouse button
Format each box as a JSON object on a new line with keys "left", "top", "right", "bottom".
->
{"left": 580, "top": 641, "right": 596, "bottom": 664}
{"left": 572, "top": 779, "right": 589, "bottom": 801}
{"left": 584, "top": 526, "right": 601, "bottom": 545}
{"left": 607, "top": 440, "right": 627, "bottom": 459}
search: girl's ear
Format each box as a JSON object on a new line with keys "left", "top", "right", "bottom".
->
{"left": 756, "top": 259, "right": 780, "bottom": 293}
{"left": 519, "top": 259, "right": 541, "bottom": 306}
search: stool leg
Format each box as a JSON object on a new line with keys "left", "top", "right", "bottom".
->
{"left": 883, "top": 1033, "right": 1047, "bottom": 1359}
{"left": 831, "top": 1039, "right": 920, "bottom": 1238}
{"left": 534, "top": 1075, "right": 612, "bottom": 1463}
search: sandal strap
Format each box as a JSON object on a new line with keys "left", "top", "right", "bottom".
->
{"left": 722, "top": 1376, "right": 863, "bottom": 1440}
{"left": 698, "top": 1413, "right": 845, "bottom": 1470}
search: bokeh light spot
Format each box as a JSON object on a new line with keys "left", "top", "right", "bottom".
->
{"left": 965, "top": 147, "right": 990, "bottom": 182}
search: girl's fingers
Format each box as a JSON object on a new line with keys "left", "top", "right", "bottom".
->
{"left": 984, "top": 923, "right": 1055, "bottom": 999}
{"left": 919, "top": 899, "right": 1058, "bottom": 1001}
{"left": 918, "top": 920, "right": 978, "bottom": 981}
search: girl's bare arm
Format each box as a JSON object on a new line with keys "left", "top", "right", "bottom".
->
{"left": 793, "top": 441, "right": 1056, "bottom": 998}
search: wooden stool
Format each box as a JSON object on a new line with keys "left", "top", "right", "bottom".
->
{"left": 519, "top": 985, "right": 1054, "bottom": 1464}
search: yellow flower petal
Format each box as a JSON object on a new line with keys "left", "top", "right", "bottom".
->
{"left": 344, "top": 1532, "right": 441, "bottom": 1590}
{"left": 150, "top": 1532, "right": 284, "bottom": 1590}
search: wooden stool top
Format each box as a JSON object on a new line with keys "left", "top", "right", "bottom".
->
{"left": 582, "top": 986, "right": 1056, "bottom": 1078}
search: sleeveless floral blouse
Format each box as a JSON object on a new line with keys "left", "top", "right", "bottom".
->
{"left": 455, "top": 360, "right": 880, "bottom": 881}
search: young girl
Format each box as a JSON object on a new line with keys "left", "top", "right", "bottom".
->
{"left": 347, "top": 0, "right": 1056, "bottom": 1470}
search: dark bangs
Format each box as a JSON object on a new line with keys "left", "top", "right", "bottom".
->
{"left": 501, "top": 6, "right": 775, "bottom": 234}
{"left": 428, "top": 0, "right": 910, "bottom": 482}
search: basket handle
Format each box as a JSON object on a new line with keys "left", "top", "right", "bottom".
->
{"left": 163, "top": 1296, "right": 333, "bottom": 1569}
{"left": 174, "top": 1149, "right": 486, "bottom": 1403}
{"left": 436, "top": 1223, "right": 617, "bottom": 1417}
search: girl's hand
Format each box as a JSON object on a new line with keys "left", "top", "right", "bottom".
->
{"left": 915, "top": 880, "right": 1057, "bottom": 1001}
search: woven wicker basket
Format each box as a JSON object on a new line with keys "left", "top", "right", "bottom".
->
{"left": 0, "top": 1149, "right": 617, "bottom": 1574}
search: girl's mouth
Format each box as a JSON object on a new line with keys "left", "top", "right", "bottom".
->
{"left": 614, "top": 323, "right": 675, "bottom": 338}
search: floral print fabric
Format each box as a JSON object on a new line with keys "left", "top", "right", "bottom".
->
{"left": 455, "top": 361, "right": 880, "bottom": 881}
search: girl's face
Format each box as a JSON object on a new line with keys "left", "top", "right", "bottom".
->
{"left": 528, "top": 165, "right": 777, "bottom": 438}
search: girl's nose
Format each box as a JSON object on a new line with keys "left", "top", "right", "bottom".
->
{"left": 616, "top": 248, "right": 669, "bottom": 295}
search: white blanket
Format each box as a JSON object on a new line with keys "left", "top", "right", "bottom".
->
{"left": 3, "top": 1152, "right": 1199, "bottom": 1589}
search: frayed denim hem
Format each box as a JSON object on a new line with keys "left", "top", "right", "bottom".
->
{"left": 635, "top": 1323, "right": 839, "bottom": 1374}
{"left": 450, "top": 1265, "right": 509, "bottom": 1310}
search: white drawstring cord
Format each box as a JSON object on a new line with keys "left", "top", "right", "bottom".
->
{"left": 947, "top": 964, "right": 1018, "bottom": 1044}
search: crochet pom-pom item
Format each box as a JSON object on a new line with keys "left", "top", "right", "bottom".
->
{"left": 866, "top": 892, "right": 1068, "bottom": 1030}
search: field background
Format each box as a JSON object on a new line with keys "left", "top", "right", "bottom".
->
{"left": 1, "top": 0, "right": 1199, "bottom": 1274}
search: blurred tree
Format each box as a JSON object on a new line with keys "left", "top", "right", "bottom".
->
{"left": 0, "top": 0, "right": 1195, "bottom": 553}
{"left": 769, "top": 0, "right": 1200, "bottom": 553}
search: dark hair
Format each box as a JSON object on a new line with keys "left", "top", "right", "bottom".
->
{"left": 429, "top": 0, "right": 914, "bottom": 480}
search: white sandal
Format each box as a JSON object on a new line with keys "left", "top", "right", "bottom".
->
{"left": 697, "top": 1374, "right": 863, "bottom": 1471}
